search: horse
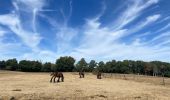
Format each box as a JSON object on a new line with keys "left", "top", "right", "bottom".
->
{"left": 97, "top": 72, "right": 102, "bottom": 79}
{"left": 79, "top": 71, "right": 85, "bottom": 78}
{"left": 50, "top": 72, "right": 64, "bottom": 83}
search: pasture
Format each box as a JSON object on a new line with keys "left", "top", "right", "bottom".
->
{"left": 0, "top": 71, "right": 170, "bottom": 100}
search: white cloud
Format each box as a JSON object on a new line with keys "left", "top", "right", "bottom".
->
{"left": 0, "top": 27, "right": 7, "bottom": 37}
{"left": 0, "top": 14, "right": 42, "bottom": 48}
{"left": 151, "top": 31, "right": 170, "bottom": 42}
{"left": 66, "top": 0, "right": 170, "bottom": 62}
{"left": 146, "top": 14, "right": 160, "bottom": 22}
{"left": 21, "top": 50, "right": 57, "bottom": 62}
{"left": 158, "top": 16, "right": 170, "bottom": 23}
{"left": 16, "top": 0, "right": 46, "bottom": 10}
{"left": 113, "top": 0, "right": 159, "bottom": 30}
{"left": 156, "top": 23, "right": 170, "bottom": 33}
{"left": 1, "top": 0, "right": 170, "bottom": 63}
{"left": 131, "top": 14, "right": 161, "bottom": 32}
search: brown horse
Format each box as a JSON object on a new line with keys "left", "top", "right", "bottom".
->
{"left": 79, "top": 71, "right": 85, "bottom": 78}
{"left": 97, "top": 72, "right": 102, "bottom": 79}
{"left": 50, "top": 72, "right": 64, "bottom": 83}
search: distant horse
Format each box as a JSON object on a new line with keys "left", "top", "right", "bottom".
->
{"left": 79, "top": 71, "right": 85, "bottom": 78}
{"left": 97, "top": 72, "right": 102, "bottom": 79}
{"left": 50, "top": 72, "right": 64, "bottom": 83}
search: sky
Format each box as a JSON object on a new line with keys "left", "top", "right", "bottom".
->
{"left": 0, "top": 0, "right": 170, "bottom": 63}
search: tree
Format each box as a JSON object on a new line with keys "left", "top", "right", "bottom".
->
{"left": 105, "top": 61, "right": 112, "bottom": 73}
{"left": 6, "top": 58, "right": 18, "bottom": 71}
{"left": 144, "top": 62, "right": 152, "bottom": 75}
{"left": 136, "top": 61, "right": 145, "bottom": 74}
{"left": 121, "top": 60, "right": 131, "bottom": 74}
{"left": 32, "top": 61, "right": 42, "bottom": 72}
{"left": 88, "top": 60, "right": 97, "bottom": 72}
{"left": 97, "top": 61, "right": 105, "bottom": 72}
{"left": 19, "top": 60, "right": 32, "bottom": 72}
{"left": 0, "top": 61, "right": 6, "bottom": 69}
{"left": 41, "top": 62, "right": 52, "bottom": 72}
{"left": 19, "top": 60, "right": 42, "bottom": 72}
{"left": 55, "top": 56, "right": 75, "bottom": 72}
{"left": 152, "top": 64, "right": 158, "bottom": 76}
{"left": 76, "top": 58, "right": 88, "bottom": 71}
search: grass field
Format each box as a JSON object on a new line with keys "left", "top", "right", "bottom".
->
{"left": 0, "top": 70, "right": 170, "bottom": 100}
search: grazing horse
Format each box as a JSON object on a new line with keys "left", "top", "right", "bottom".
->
{"left": 79, "top": 71, "right": 85, "bottom": 78}
{"left": 50, "top": 72, "right": 64, "bottom": 83}
{"left": 97, "top": 72, "right": 102, "bottom": 79}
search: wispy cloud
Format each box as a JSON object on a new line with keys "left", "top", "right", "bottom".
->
{"left": 0, "top": 0, "right": 51, "bottom": 61}
{"left": 67, "top": 0, "right": 170, "bottom": 62}
{"left": 0, "top": 0, "right": 169, "bottom": 62}
{"left": 156, "top": 23, "right": 170, "bottom": 33}
{"left": 113, "top": 0, "right": 159, "bottom": 30}
{"left": 0, "top": 27, "right": 7, "bottom": 37}
{"left": 0, "top": 14, "right": 42, "bottom": 48}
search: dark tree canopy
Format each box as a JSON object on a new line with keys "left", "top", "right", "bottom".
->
{"left": 41, "top": 62, "right": 52, "bottom": 72}
{"left": 0, "top": 60, "right": 6, "bottom": 69}
{"left": 76, "top": 58, "right": 88, "bottom": 71}
{"left": 0, "top": 57, "right": 170, "bottom": 77}
{"left": 55, "top": 56, "right": 75, "bottom": 72}
{"left": 88, "top": 60, "right": 97, "bottom": 72}
{"left": 6, "top": 58, "right": 18, "bottom": 71}
{"left": 19, "top": 60, "right": 42, "bottom": 72}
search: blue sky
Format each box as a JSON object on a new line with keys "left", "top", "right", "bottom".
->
{"left": 0, "top": 0, "right": 170, "bottom": 62}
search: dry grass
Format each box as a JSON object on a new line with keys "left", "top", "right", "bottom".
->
{"left": 0, "top": 71, "right": 170, "bottom": 100}
{"left": 102, "top": 73, "right": 170, "bottom": 86}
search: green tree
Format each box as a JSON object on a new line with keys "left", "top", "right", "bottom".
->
{"left": 41, "top": 62, "right": 52, "bottom": 72}
{"left": 55, "top": 56, "right": 75, "bottom": 72}
{"left": 97, "top": 61, "right": 105, "bottom": 72}
{"left": 19, "top": 60, "right": 42, "bottom": 72}
{"left": 88, "top": 60, "right": 97, "bottom": 72}
{"left": 105, "top": 61, "right": 112, "bottom": 73}
{"left": 136, "top": 61, "right": 145, "bottom": 74}
{"left": 6, "top": 58, "right": 18, "bottom": 70}
{"left": 76, "top": 58, "right": 88, "bottom": 71}
{"left": 144, "top": 62, "right": 152, "bottom": 75}
{"left": 19, "top": 60, "right": 32, "bottom": 72}
{"left": 0, "top": 61, "right": 6, "bottom": 69}
{"left": 32, "top": 61, "right": 42, "bottom": 72}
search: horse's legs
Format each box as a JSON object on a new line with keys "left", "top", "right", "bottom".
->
{"left": 83, "top": 74, "right": 84, "bottom": 78}
{"left": 57, "top": 76, "right": 60, "bottom": 82}
{"left": 61, "top": 76, "right": 64, "bottom": 82}
{"left": 97, "top": 75, "right": 100, "bottom": 79}
{"left": 54, "top": 76, "right": 56, "bottom": 83}
{"left": 50, "top": 76, "right": 54, "bottom": 82}
{"left": 79, "top": 73, "right": 81, "bottom": 78}
{"left": 97, "top": 74, "right": 101, "bottom": 79}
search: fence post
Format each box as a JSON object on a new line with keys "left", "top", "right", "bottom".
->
{"left": 162, "top": 73, "right": 165, "bottom": 85}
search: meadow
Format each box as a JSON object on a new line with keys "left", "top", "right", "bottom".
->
{"left": 0, "top": 70, "right": 170, "bottom": 100}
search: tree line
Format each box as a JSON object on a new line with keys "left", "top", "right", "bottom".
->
{"left": 0, "top": 56, "right": 170, "bottom": 77}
